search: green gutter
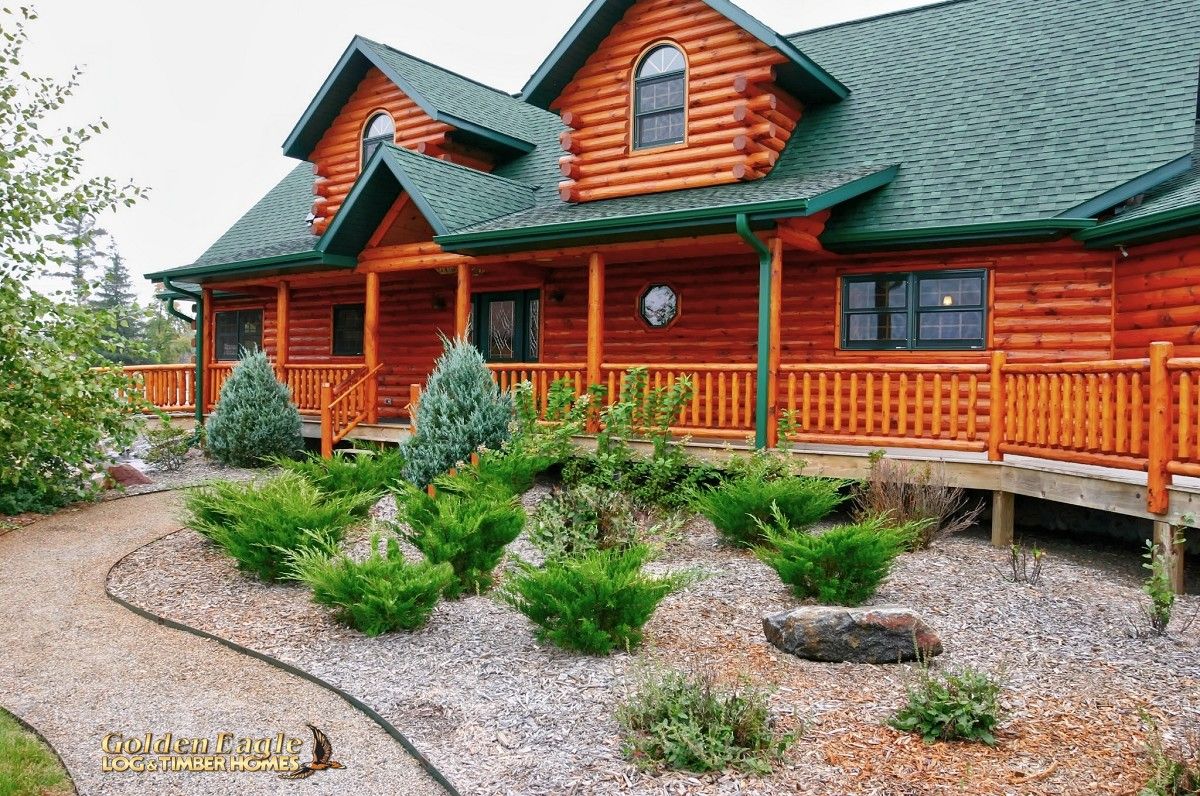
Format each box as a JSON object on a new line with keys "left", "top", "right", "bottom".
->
{"left": 1059, "top": 155, "right": 1192, "bottom": 219}
{"left": 161, "top": 277, "right": 205, "bottom": 426}
{"left": 146, "top": 251, "right": 356, "bottom": 283}
{"left": 1077, "top": 202, "right": 1200, "bottom": 247}
{"left": 821, "top": 217, "right": 1097, "bottom": 253}
{"left": 736, "top": 214, "right": 772, "bottom": 450}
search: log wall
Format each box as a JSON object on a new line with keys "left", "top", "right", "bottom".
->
{"left": 552, "top": 0, "right": 798, "bottom": 203}
{"left": 1113, "top": 234, "right": 1200, "bottom": 358}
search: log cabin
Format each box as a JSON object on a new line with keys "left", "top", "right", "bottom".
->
{"left": 140, "top": 0, "right": 1200, "bottom": 587}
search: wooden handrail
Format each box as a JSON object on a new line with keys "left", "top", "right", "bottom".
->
{"left": 320, "top": 364, "right": 383, "bottom": 458}
{"left": 103, "top": 364, "right": 195, "bottom": 413}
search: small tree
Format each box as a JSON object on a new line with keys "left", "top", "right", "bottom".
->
{"left": 402, "top": 336, "right": 511, "bottom": 487}
{"left": 205, "top": 350, "right": 302, "bottom": 466}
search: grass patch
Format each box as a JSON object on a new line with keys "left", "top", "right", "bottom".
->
{"left": 0, "top": 708, "right": 72, "bottom": 796}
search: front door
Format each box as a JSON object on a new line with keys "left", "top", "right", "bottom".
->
{"left": 472, "top": 290, "right": 540, "bottom": 363}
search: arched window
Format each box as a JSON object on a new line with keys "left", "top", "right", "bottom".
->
{"left": 361, "top": 112, "right": 395, "bottom": 167}
{"left": 633, "top": 44, "right": 686, "bottom": 150}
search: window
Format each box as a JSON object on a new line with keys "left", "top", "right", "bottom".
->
{"left": 639, "top": 284, "right": 678, "bottom": 328}
{"left": 361, "top": 112, "right": 395, "bottom": 167}
{"left": 841, "top": 270, "right": 987, "bottom": 350}
{"left": 471, "top": 290, "right": 540, "bottom": 363}
{"left": 332, "top": 303, "right": 365, "bottom": 357}
{"left": 633, "top": 44, "right": 686, "bottom": 150}
{"left": 214, "top": 310, "right": 263, "bottom": 361}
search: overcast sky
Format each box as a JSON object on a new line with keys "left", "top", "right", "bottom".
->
{"left": 21, "top": 0, "right": 935, "bottom": 302}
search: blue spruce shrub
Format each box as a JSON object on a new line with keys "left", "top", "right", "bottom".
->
{"left": 204, "top": 349, "right": 302, "bottom": 466}
{"left": 402, "top": 336, "right": 512, "bottom": 487}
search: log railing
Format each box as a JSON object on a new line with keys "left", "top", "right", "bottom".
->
{"left": 780, "top": 362, "right": 990, "bottom": 452}
{"left": 1168, "top": 354, "right": 1200, "bottom": 478}
{"left": 207, "top": 363, "right": 234, "bottom": 408}
{"left": 280, "top": 364, "right": 364, "bottom": 412}
{"left": 487, "top": 362, "right": 587, "bottom": 416}
{"left": 320, "top": 364, "right": 383, "bottom": 458}
{"left": 600, "top": 363, "right": 757, "bottom": 438}
{"left": 116, "top": 364, "right": 196, "bottom": 413}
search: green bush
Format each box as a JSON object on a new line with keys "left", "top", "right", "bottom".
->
{"left": 288, "top": 534, "right": 453, "bottom": 636}
{"left": 144, "top": 423, "right": 192, "bottom": 471}
{"left": 890, "top": 666, "right": 1003, "bottom": 745}
{"left": 617, "top": 667, "right": 794, "bottom": 774}
{"left": 183, "top": 473, "right": 367, "bottom": 581}
{"left": 402, "top": 336, "right": 512, "bottom": 488}
{"left": 204, "top": 349, "right": 302, "bottom": 467}
{"left": 755, "top": 513, "right": 915, "bottom": 606}
{"left": 1140, "top": 712, "right": 1200, "bottom": 796}
{"left": 275, "top": 445, "right": 402, "bottom": 507}
{"left": 694, "top": 474, "right": 846, "bottom": 547}
{"left": 501, "top": 545, "right": 687, "bottom": 654}
{"left": 529, "top": 484, "right": 642, "bottom": 560}
{"left": 396, "top": 483, "right": 525, "bottom": 598}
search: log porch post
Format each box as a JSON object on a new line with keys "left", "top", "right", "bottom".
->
{"left": 1148, "top": 341, "right": 1173, "bottom": 515}
{"left": 275, "top": 281, "right": 289, "bottom": 377}
{"left": 201, "top": 287, "right": 214, "bottom": 411}
{"left": 766, "top": 237, "right": 783, "bottom": 448}
{"left": 587, "top": 252, "right": 605, "bottom": 433}
{"left": 1152, "top": 520, "right": 1187, "bottom": 595}
{"left": 455, "top": 263, "right": 471, "bottom": 338}
{"left": 365, "top": 272, "right": 380, "bottom": 423}
{"left": 987, "top": 350, "right": 1007, "bottom": 461}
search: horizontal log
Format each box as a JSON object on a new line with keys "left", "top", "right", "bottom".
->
{"left": 789, "top": 433, "right": 987, "bottom": 452}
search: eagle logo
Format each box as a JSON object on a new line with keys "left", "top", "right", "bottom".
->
{"left": 279, "top": 724, "right": 345, "bottom": 780}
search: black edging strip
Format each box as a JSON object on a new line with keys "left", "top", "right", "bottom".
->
{"left": 103, "top": 531, "right": 461, "bottom": 796}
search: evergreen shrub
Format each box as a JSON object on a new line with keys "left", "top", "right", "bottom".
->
{"left": 275, "top": 445, "right": 402, "bottom": 507}
{"left": 204, "top": 349, "right": 302, "bottom": 467}
{"left": 694, "top": 472, "right": 846, "bottom": 547}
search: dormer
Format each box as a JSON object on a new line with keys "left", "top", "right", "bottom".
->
{"left": 523, "top": 0, "right": 847, "bottom": 203}
{"left": 283, "top": 36, "right": 543, "bottom": 233}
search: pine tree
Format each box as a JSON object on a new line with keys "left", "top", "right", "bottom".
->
{"left": 402, "top": 336, "right": 512, "bottom": 487}
{"left": 50, "top": 214, "right": 108, "bottom": 305}
{"left": 205, "top": 349, "right": 303, "bottom": 467}
{"left": 92, "top": 242, "right": 145, "bottom": 363}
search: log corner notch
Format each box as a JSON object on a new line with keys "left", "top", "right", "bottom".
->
{"left": 551, "top": 0, "right": 801, "bottom": 204}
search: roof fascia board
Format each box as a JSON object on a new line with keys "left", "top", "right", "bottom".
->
{"left": 145, "top": 251, "right": 355, "bottom": 283}
{"left": 1059, "top": 154, "right": 1194, "bottom": 219}
{"left": 1078, "top": 202, "right": 1200, "bottom": 247}
{"left": 821, "top": 218, "right": 1097, "bottom": 253}
{"left": 282, "top": 39, "right": 366, "bottom": 159}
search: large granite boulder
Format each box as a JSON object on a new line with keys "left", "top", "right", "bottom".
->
{"left": 106, "top": 463, "right": 152, "bottom": 487}
{"left": 763, "top": 605, "right": 942, "bottom": 664}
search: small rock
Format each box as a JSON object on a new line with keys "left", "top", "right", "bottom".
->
{"left": 107, "top": 463, "right": 153, "bottom": 487}
{"left": 763, "top": 605, "right": 942, "bottom": 664}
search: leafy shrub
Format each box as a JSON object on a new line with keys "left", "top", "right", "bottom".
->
{"left": 276, "top": 445, "right": 402, "bottom": 506}
{"left": 890, "top": 666, "right": 1004, "bottom": 745}
{"left": 1140, "top": 712, "right": 1200, "bottom": 796}
{"left": 501, "top": 545, "right": 687, "bottom": 654}
{"left": 755, "top": 512, "right": 917, "bottom": 605}
{"left": 1001, "top": 540, "right": 1046, "bottom": 585}
{"left": 288, "top": 534, "right": 453, "bottom": 635}
{"left": 694, "top": 474, "right": 846, "bottom": 547}
{"left": 1142, "top": 538, "right": 1179, "bottom": 636}
{"left": 402, "top": 336, "right": 512, "bottom": 488}
{"left": 473, "top": 446, "right": 554, "bottom": 496}
{"left": 852, "top": 454, "right": 983, "bottom": 549}
{"left": 529, "top": 484, "right": 642, "bottom": 559}
{"left": 617, "top": 667, "right": 794, "bottom": 774}
{"left": 396, "top": 483, "right": 525, "bottom": 597}
{"left": 204, "top": 349, "right": 302, "bottom": 467}
{"left": 183, "top": 473, "right": 366, "bottom": 581}
{"left": 143, "top": 423, "right": 192, "bottom": 471}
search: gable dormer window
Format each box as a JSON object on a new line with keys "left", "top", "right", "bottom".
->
{"left": 633, "top": 44, "right": 686, "bottom": 150}
{"left": 361, "top": 112, "right": 395, "bottom": 168}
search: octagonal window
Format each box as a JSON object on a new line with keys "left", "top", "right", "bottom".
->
{"left": 639, "top": 284, "right": 678, "bottom": 328}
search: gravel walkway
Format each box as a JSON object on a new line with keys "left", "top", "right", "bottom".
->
{"left": 109, "top": 487, "right": 1200, "bottom": 795}
{"left": 0, "top": 492, "right": 442, "bottom": 796}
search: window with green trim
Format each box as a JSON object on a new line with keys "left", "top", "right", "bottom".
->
{"left": 840, "top": 270, "right": 987, "bottom": 350}
{"left": 332, "top": 303, "right": 364, "bottom": 357}
{"left": 633, "top": 45, "right": 686, "bottom": 150}
{"left": 214, "top": 310, "right": 263, "bottom": 361}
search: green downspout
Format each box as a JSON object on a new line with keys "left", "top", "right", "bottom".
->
{"left": 736, "top": 213, "right": 772, "bottom": 449}
{"left": 162, "top": 277, "right": 204, "bottom": 426}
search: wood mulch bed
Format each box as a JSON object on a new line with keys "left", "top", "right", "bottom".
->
{"left": 108, "top": 484, "right": 1200, "bottom": 795}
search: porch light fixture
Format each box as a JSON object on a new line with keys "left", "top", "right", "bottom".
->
{"left": 942, "top": 295, "right": 954, "bottom": 306}
{"left": 432, "top": 295, "right": 447, "bottom": 310}
{"left": 549, "top": 287, "right": 567, "bottom": 303}
{"left": 434, "top": 266, "right": 456, "bottom": 276}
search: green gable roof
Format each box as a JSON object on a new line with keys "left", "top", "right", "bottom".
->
{"left": 520, "top": 0, "right": 848, "bottom": 108}
{"left": 1080, "top": 156, "right": 1200, "bottom": 246}
{"left": 319, "top": 144, "right": 538, "bottom": 256}
{"left": 282, "top": 36, "right": 558, "bottom": 159}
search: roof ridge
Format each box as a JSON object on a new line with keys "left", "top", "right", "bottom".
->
{"left": 358, "top": 36, "right": 524, "bottom": 103}
{"left": 383, "top": 143, "right": 537, "bottom": 189}
{"left": 786, "top": 0, "right": 973, "bottom": 37}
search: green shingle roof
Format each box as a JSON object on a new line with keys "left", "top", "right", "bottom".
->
{"left": 1080, "top": 155, "right": 1200, "bottom": 245}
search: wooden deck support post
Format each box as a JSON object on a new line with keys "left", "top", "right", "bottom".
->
{"left": 586, "top": 252, "right": 605, "bottom": 433}
{"left": 991, "top": 490, "right": 1015, "bottom": 548}
{"left": 364, "top": 272, "right": 380, "bottom": 424}
{"left": 987, "top": 350, "right": 1007, "bottom": 461}
{"left": 201, "top": 287, "right": 215, "bottom": 412}
{"left": 455, "top": 262, "right": 471, "bottom": 339}
{"left": 275, "top": 281, "right": 290, "bottom": 379}
{"left": 1152, "top": 520, "right": 1186, "bottom": 595}
{"left": 320, "top": 382, "right": 334, "bottom": 459}
{"left": 1148, "top": 341, "right": 1174, "bottom": 515}
{"left": 766, "top": 237, "right": 783, "bottom": 448}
